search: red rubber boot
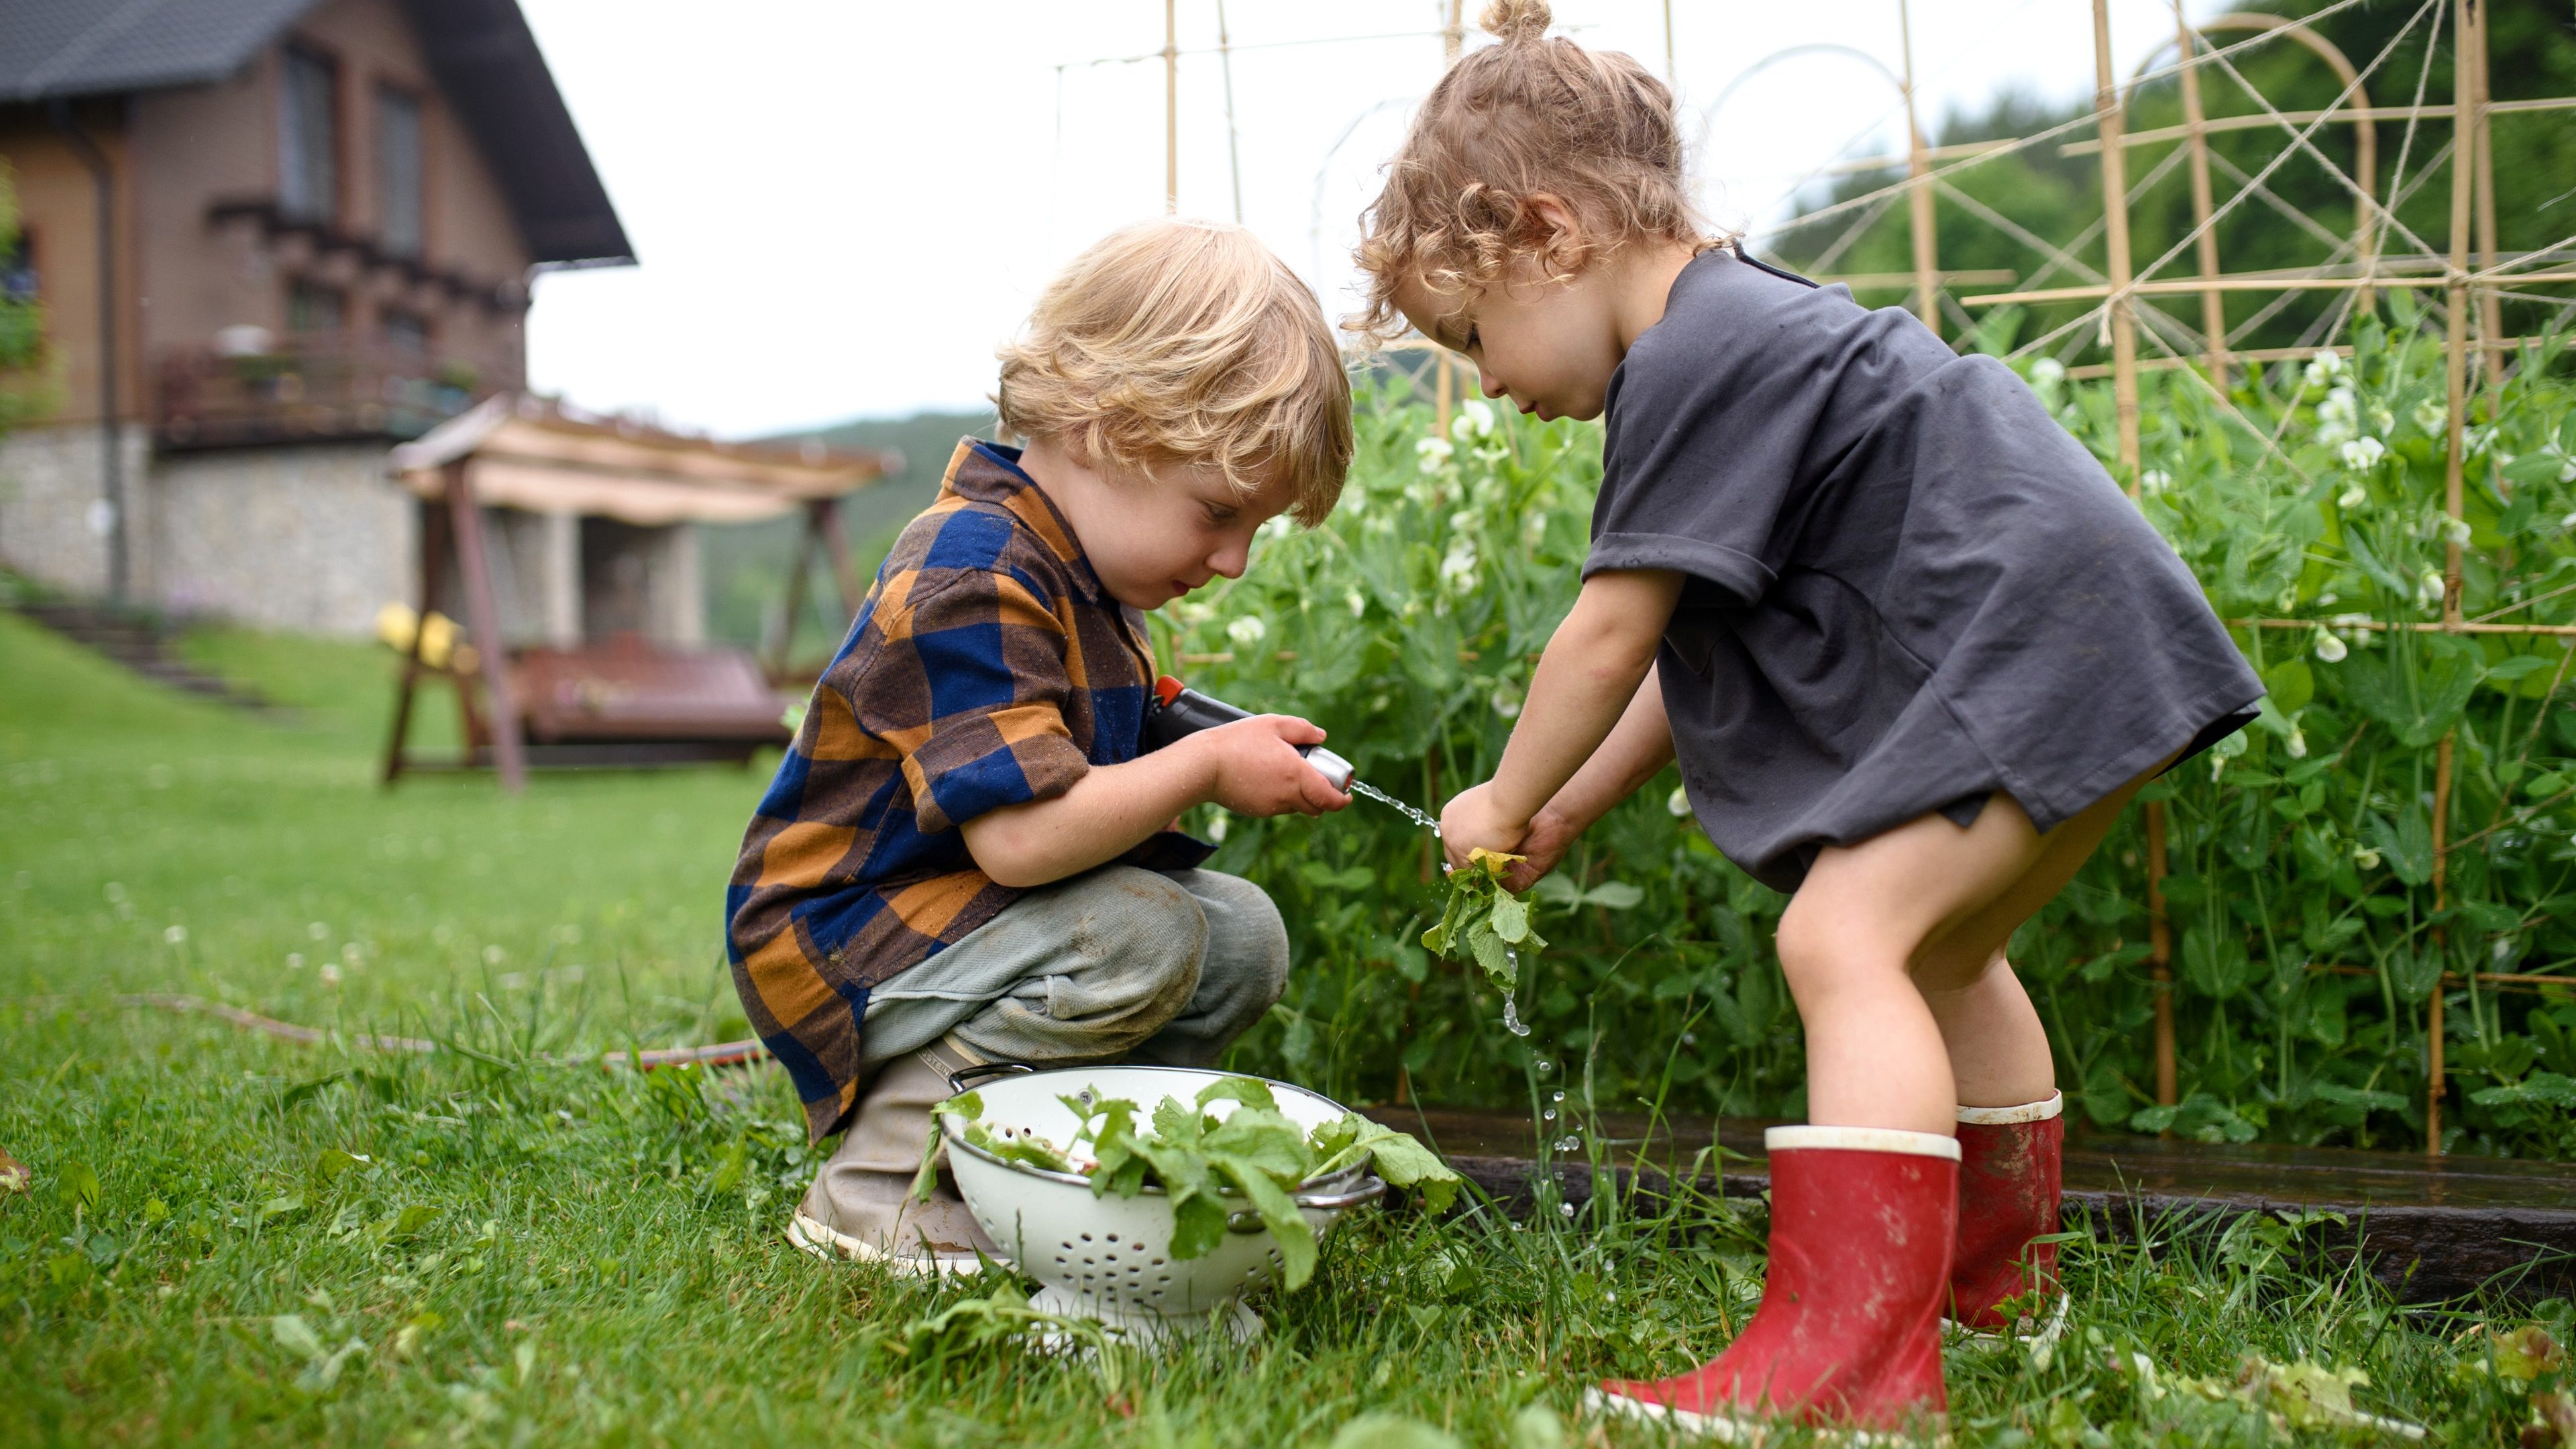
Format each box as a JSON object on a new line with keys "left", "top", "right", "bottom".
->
{"left": 1589, "top": 1126, "right": 1960, "bottom": 1438}
{"left": 1949, "top": 1092, "right": 2063, "bottom": 1334}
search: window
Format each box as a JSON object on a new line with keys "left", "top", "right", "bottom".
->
{"left": 380, "top": 309, "right": 429, "bottom": 356}
{"left": 278, "top": 46, "right": 339, "bottom": 223}
{"left": 376, "top": 86, "right": 423, "bottom": 257}
{"left": 287, "top": 280, "right": 345, "bottom": 335}
{"left": 1, "top": 231, "right": 34, "bottom": 305}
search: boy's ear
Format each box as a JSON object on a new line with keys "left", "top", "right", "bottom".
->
{"left": 1523, "top": 194, "right": 1589, "bottom": 278}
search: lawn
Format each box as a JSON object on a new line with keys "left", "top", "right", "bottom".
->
{"left": 3, "top": 612, "right": 2569, "bottom": 1447}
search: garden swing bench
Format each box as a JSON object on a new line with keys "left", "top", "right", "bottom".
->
{"left": 380, "top": 393, "right": 890, "bottom": 791}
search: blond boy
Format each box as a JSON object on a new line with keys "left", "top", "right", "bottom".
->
{"left": 727, "top": 219, "right": 1354, "bottom": 1273}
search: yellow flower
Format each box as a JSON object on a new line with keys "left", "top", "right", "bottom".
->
{"left": 1464, "top": 847, "right": 1526, "bottom": 878}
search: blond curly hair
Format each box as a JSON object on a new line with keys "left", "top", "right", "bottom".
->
{"left": 1350, "top": 0, "right": 1720, "bottom": 345}
{"left": 997, "top": 217, "right": 1352, "bottom": 527}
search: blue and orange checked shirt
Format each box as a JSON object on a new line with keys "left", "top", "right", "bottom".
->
{"left": 728, "top": 439, "right": 1212, "bottom": 1142}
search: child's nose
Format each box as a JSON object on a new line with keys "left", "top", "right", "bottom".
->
{"left": 1479, "top": 367, "right": 1506, "bottom": 398}
{"left": 1210, "top": 541, "right": 1250, "bottom": 579}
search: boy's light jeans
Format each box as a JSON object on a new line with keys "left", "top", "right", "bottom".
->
{"left": 859, "top": 865, "right": 1289, "bottom": 1075}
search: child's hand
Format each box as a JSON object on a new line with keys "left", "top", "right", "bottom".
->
{"left": 1191, "top": 715, "right": 1350, "bottom": 818}
{"left": 1439, "top": 782, "right": 1532, "bottom": 871}
{"left": 1494, "top": 806, "right": 1580, "bottom": 892}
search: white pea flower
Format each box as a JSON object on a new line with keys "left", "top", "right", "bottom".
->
{"left": 1438, "top": 540, "right": 1481, "bottom": 590}
{"left": 2559, "top": 456, "right": 2576, "bottom": 484}
{"left": 2029, "top": 358, "right": 2066, "bottom": 385}
{"left": 1225, "top": 615, "right": 1267, "bottom": 647}
{"left": 1491, "top": 688, "right": 1521, "bottom": 721}
{"left": 1447, "top": 509, "right": 1481, "bottom": 536}
{"left": 1415, "top": 435, "right": 1454, "bottom": 473}
{"left": 1452, "top": 398, "right": 1496, "bottom": 441}
{"left": 2337, "top": 482, "right": 2369, "bottom": 510}
{"left": 2303, "top": 350, "right": 2344, "bottom": 387}
{"left": 2314, "top": 629, "right": 2348, "bottom": 663}
{"left": 1344, "top": 590, "right": 1366, "bottom": 619}
{"left": 2442, "top": 517, "right": 2473, "bottom": 547}
{"left": 2141, "top": 468, "right": 2172, "bottom": 494}
{"left": 1666, "top": 786, "right": 1691, "bottom": 818}
{"left": 2286, "top": 726, "right": 2308, "bottom": 759}
{"left": 2413, "top": 398, "right": 2446, "bottom": 436}
{"left": 2417, "top": 570, "right": 2448, "bottom": 606}
{"left": 1203, "top": 810, "right": 1230, "bottom": 845}
{"left": 2353, "top": 845, "right": 2382, "bottom": 871}
{"left": 2339, "top": 437, "right": 2386, "bottom": 472}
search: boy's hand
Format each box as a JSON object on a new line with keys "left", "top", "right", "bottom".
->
{"left": 1192, "top": 715, "right": 1350, "bottom": 818}
{"left": 1439, "top": 782, "right": 1532, "bottom": 871}
{"left": 1495, "top": 806, "right": 1580, "bottom": 892}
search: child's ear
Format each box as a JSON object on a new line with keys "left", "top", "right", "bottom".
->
{"left": 1523, "top": 194, "right": 1589, "bottom": 279}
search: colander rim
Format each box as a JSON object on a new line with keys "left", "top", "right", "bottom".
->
{"left": 938, "top": 1063, "right": 1380, "bottom": 1195}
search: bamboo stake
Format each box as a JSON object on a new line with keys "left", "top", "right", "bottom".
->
{"left": 1436, "top": 0, "right": 1464, "bottom": 433}
{"left": 2427, "top": 0, "right": 2481, "bottom": 1158}
{"left": 1663, "top": 0, "right": 1676, "bottom": 83}
{"left": 2096, "top": 0, "right": 2174, "bottom": 1116}
{"left": 1217, "top": 0, "right": 1243, "bottom": 224}
{"left": 1900, "top": 0, "right": 1941, "bottom": 340}
{"left": 2093, "top": 0, "right": 2143, "bottom": 484}
{"left": 2174, "top": 4, "right": 2229, "bottom": 382}
{"left": 1164, "top": 0, "right": 1179, "bottom": 214}
{"left": 2231, "top": 617, "right": 2576, "bottom": 637}
{"left": 2467, "top": 0, "right": 2502, "bottom": 376}
{"left": 1964, "top": 270, "right": 2576, "bottom": 307}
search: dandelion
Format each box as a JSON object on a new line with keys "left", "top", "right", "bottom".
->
{"left": 2443, "top": 517, "right": 2473, "bottom": 547}
{"left": 2314, "top": 629, "right": 2347, "bottom": 663}
{"left": 1414, "top": 435, "right": 1454, "bottom": 474}
{"left": 1225, "top": 615, "right": 1267, "bottom": 647}
{"left": 1667, "top": 786, "right": 1691, "bottom": 817}
{"left": 163, "top": 924, "right": 186, "bottom": 945}
{"left": 2339, "top": 437, "right": 2386, "bottom": 472}
{"left": 319, "top": 962, "right": 343, "bottom": 986}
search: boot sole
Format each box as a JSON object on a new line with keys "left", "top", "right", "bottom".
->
{"left": 1583, "top": 1387, "right": 1949, "bottom": 1446}
{"left": 785, "top": 1210, "right": 991, "bottom": 1279}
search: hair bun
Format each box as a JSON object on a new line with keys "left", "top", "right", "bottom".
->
{"left": 1477, "top": 0, "right": 1550, "bottom": 46}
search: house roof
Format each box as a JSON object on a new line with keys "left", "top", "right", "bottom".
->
{"left": 0, "top": 0, "right": 633, "bottom": 268}
{"left": 390, "top": 394, "right": 896, "bottom": 527}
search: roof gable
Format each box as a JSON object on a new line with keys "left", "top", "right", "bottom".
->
{"left": 0, "top": 0, "right": 632, "bottom": 268}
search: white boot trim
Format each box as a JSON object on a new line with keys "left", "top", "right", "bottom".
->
{"left": 1956, "top": 1091, "right": 2063, "bottom": 1126}
{"left": 1764, "top": 1125, "right": 1962, "bottom": 1161}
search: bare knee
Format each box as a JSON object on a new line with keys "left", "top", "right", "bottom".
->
{"left": 1774, "top": 898, "right": 1912, "bottom": 1007}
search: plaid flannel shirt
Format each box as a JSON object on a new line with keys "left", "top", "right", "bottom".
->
{"left": 728, "top": 439, "right": 1213, "bottom": 1142}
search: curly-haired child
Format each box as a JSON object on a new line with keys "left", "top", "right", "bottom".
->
{"left": 1356, "top": 1, "right": 2261, "bottom": 1435}
{"left": 729, "top": 218, "right": 1354, "bottom": 1274}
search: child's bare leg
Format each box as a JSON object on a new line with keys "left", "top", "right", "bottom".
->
{"left": 1775, "top": 802, "right": 2054, "bottom": 1135}
{"left": 1911, "top": 763, "right": 2169, "bottom": 1104}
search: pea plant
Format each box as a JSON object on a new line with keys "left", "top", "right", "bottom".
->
{"left": 1169, "top": 316, "right": 2576, "bottom": 1160}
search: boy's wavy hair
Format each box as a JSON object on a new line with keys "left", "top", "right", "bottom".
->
{"left": 1350, "top": 0, "right": 1723, "bottom": 345}
{"left": 998, "top": 217, "right": 1353, "bottom": 527}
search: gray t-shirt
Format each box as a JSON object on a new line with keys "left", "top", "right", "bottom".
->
{"left": 1589, "top": 248, "right": 2261, "bottom": 891}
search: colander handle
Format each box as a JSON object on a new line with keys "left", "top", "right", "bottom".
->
{"left": 945, "top": 1060, "right": 1036, "bottom": 1097}
{"left": 1224, "top": 1175, "right": 1389, "bottom": 1230}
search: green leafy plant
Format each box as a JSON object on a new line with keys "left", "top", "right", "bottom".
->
{"left": 917, "top": 1075, "right": 1460, "bottom": 1290}
{"left": 1420, "top": 848, "right": 1546, "bottom": 989}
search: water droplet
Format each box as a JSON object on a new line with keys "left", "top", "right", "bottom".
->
{"left": 1551, "top": 1090, "right": 1565, "bottom": 1104}
{"left": 1542, "top": 1108, "right": 1557, "bottom": 1122}
{"left": 1535, "top": 1059, "right": 1555, "bottom": 1076}
{"left": 1556, "top": 1135, "right": 1580, "bottom": 1152}
{"left": 1499, "top": 989, "right": 1531, "bottom": 1036}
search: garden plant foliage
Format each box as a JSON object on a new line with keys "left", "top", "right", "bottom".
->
{"left": 1167, "top": 309, "right": 2576, "bottom": 1159}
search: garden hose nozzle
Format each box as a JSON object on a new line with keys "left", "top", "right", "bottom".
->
{"left": 1144, "top": 675, "right": 1355, "bottom": 792}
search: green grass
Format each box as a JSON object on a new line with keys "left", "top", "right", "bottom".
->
{"left": 3, "top": 615, "right": 2571, "bottom": 1446}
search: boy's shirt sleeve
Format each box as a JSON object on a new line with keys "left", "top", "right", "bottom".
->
{"left": 857, "top": 559, "right": 1093, "bottom": 837}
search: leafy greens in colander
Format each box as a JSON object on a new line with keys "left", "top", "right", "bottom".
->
{"left": 918, "top": 1075, "right": 1460, "bottom": 1290}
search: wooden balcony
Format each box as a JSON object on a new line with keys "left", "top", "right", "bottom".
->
{"left": 154, "top": 332, "right": 518, "bottom": 451}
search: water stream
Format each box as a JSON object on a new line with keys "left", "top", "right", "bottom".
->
{"left": 1499, "top": 947, "right": 1530, "bottom": 1035}
{"left": 1348, "top": 779, "right": 1440, "bottom": 836}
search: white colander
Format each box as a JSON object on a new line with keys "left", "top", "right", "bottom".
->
{"left": 938, "top": 1063, "right": 1385, "bottom": 1342}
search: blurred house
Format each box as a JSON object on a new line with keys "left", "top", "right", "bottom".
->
{"left": 0, "top": 0, "right": 641, "bottom": 638}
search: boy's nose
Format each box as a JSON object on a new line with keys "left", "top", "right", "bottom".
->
{"left": 1210, "top": 543, "right": 1249, "bottom": 580}
{"left": 1479, "top": 368, "right": 1507, "bottom": 399}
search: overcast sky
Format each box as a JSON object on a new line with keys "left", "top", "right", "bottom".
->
{"left": 517, "top": 0, "right": 2226, "bottom": 440}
